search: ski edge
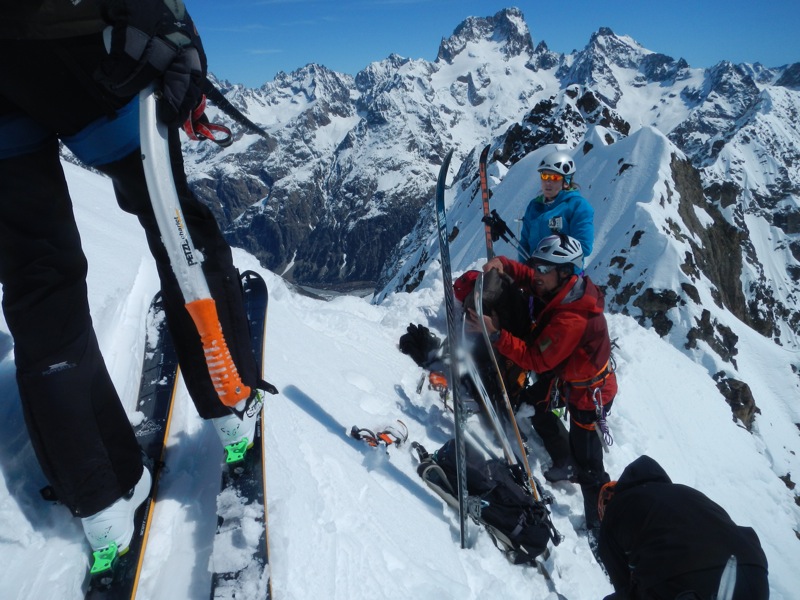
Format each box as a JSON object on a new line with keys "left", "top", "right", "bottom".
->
{"left": 434, "top": 149, "right": 470, "bottom": 549}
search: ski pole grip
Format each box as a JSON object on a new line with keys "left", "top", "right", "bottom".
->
{"left": 185, "top": 298, "right": 251, "bottom": 406}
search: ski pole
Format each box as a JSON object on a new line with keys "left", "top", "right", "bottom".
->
{"left": 504, "top": 234, "right": 530, "bottom": 262}
{"left": 139, "top": 87, "right": 250, "bottom": 409}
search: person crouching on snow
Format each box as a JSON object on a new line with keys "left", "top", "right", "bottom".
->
{"left": 597, "top": 455, "right": 769, "bottom": 600}
{"left": 468, "top": 233, "right": 616, "bottom": 534}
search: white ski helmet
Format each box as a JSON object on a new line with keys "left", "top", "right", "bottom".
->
{"left": 538, "top": 151, "right": 576, "bottom": 178}
{"left": 531, "top": 234, "right": 584, "bottom": 271}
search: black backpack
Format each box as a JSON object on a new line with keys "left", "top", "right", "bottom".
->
{"left": 416, "top": 439, "right": 557, "bottom": 565}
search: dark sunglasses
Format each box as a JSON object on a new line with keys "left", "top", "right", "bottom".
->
{"left": 531, "top": 263, "right": 557, "bottom": 274}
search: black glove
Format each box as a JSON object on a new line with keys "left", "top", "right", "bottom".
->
{"left": 96, "top": 0, "right": 207, "bottom": 126}
{"left": 482, "top": 209, "right": 511, "bottom": 242}
{"left": 399, "top": 323, "right": 442, "bottom": 368}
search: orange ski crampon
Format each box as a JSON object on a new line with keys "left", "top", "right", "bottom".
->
{"left": 350, "top": 420, "right": 409, "bottom": 448}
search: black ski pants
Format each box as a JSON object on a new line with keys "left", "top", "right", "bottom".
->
{"left": 524, "top": 376, "right": 611, "bottom": 528}
{"left": 0, "top": 34, "right": 258, "bottom": 517}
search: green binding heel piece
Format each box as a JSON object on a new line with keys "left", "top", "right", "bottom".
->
{"left": 90, "top": 542, "right": 119, "bottom": 575}
{"left": 224, "top": 438, "right": 253, "bottom": 464}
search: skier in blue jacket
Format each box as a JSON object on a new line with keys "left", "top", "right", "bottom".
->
{"left": 519, "top": 150, "right": 594, "bottom": 264}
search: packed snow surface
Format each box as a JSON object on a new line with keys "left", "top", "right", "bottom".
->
{"left": 0, "top": 160, "right": 798, "bottom": 599}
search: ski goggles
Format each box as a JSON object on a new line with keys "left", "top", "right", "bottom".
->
{"left": 531, "top": 263, "right": 557, "bottom": 274}
{"left": 540, "top": 172, "right": 564, "bottom": 181}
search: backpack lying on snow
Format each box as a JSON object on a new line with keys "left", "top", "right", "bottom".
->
{"left": 414, "top": 439, "right": 559, "bottom": 565}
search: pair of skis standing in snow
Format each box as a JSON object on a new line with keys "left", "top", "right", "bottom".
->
{"left": 83, "top": 91, "right": 277, "bottom": 599}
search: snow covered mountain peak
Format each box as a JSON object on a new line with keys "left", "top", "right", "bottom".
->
{"left": 586, "top": 26, "right": 653, "bottom": 67}
{"left": 559, "top": 26, "right": 683, "bottom": 108}
{"left": 5, "top": 8, "right": 800, "bottom": 593}
{"left": 179, "top": 9, "right": 800, "bottom": 378}
{"left": 436, "top": 7, "right": 533, "bottom": 64}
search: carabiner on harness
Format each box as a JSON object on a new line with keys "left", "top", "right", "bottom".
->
{"left": 591, "top": 388, "right": 613, "bottom": 450}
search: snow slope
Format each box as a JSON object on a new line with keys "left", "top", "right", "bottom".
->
{"left": 0, "top": 162, "right": 799, "bottom": 599}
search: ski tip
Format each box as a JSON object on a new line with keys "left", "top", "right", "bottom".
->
{"left": 438, "top": 149, "right": 454, "bottom": 184}
{"left": 436, "top": 150, "right": 455, "bottom": 207}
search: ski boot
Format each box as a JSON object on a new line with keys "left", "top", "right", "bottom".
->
{"left": 212, "top": 389, "right": 265, "bottom": 463}
{"left": 82, "top": 467, "right": 152, "bottom": 575}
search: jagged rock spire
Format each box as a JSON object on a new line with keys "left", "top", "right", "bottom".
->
{"left": 437, "top": 7, "right": 533, "bottom": 63}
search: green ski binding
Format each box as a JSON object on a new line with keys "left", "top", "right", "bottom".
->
{"left": 90, "top": 542, "right": 119, "bottom": 575}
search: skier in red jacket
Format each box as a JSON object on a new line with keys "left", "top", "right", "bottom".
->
{"left": 470, "top": 234, "right": 617, "bottom": 532}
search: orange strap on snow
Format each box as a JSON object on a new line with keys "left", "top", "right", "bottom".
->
{"left": 428, "top": 371, "right": 448, "bottom": 391}
{"left": 185, "top": 298, "right": 251, "bottom": 406}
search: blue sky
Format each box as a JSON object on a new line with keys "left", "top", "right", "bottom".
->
{"left": 189, "top": 0, "right": 800, "bottom": 88}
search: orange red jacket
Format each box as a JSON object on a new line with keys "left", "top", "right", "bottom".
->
{"left": 491, "top": 256, "right": 617, "bottom": 411}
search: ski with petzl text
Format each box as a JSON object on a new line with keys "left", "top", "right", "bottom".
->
{"left": 84, "top": 292, "right": 180, "bottom": 599}
{"left": 209, "top": 270, "right": 275, "bottom": 599}
{"left": 434, "top": 149, "right": 470, "bottom": 548}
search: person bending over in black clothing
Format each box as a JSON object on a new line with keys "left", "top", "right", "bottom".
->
{"left": 597, "top": 455, "right": 769, "bottom": 600}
